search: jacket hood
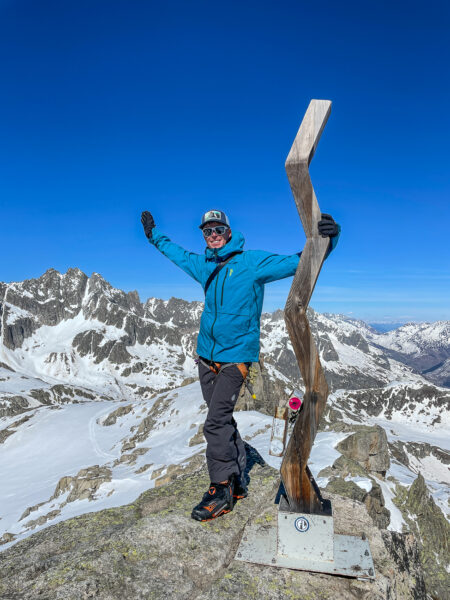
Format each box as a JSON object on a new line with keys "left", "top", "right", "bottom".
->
{"left": 205, "top": 231, "right": 245, "bottom": 261}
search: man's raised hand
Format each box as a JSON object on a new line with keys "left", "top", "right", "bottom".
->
{"left": 318, "top": 213, "right": 339, "bottom": 238}
{"left": 141, "top": 211, "right": 155, "bottom": 239}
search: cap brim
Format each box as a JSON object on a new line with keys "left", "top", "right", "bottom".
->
{"left": 199, "top": 220, "right": 229, "bottom": 229}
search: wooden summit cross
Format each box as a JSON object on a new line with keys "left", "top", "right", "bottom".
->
{"left": 236, "top": 101, "right": 374, "bottom": 577}
{"left": 280, "top": 99, "right": 332, "bottom": 514}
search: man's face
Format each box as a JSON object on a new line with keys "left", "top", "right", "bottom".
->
{"left": 202, "top": 221, "right": 232, "bottom": 249}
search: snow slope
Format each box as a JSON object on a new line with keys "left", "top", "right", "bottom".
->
{"left": 0, "top": 382, "right": 356, "bottom": 551}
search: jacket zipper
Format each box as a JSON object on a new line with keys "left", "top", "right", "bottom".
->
{"left": 210, "top": 275, "right": 219, "bottom": 361}
{"left": 220, "top": 268, "right": 228, "bottom": 306}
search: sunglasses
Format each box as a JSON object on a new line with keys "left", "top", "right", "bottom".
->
{"left": 202, "top": 225, "right": 229, "bottom": 237}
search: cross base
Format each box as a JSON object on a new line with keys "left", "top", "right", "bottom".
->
{"left": 235, "top": 497, "right": 375, "bottom": 579}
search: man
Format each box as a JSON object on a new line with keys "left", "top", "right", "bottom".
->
{"left": 141, "top": 209, "right": 340, "bottom": 521}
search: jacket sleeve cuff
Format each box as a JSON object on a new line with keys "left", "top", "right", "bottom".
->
{"left": 147, "top": 226, "right": 162, "bottom": 245}
{"left": 325, "top": 224, "right": 341, "bottom": 259}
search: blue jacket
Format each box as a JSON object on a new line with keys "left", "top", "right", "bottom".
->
{"left": 148, "top": 227, "right": 339, "bottom": 363}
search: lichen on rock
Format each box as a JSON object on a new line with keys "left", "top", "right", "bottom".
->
{"left": 393, "top": 473, "right": 450, "bottom": 600}
{"left": 0, "top": 458, "right": 427, "bottom": 599}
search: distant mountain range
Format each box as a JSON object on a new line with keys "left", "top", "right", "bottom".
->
{"left": 1, "top": 268, "right": 449, "bottom": 415}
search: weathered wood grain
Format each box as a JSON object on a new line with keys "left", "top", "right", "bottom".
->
{"left": 280, "top": 100, "right": 332, "bottom": 513}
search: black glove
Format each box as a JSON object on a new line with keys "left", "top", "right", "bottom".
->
{"left": 318, "top": 213, "right": 339, "bottom": 238}
{"left": 141, "top": 211, "right": 155, "bottom": 239}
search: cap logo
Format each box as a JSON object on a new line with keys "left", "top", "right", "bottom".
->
{"left": 205, "top": 210, "right": 221, "bottom": 220}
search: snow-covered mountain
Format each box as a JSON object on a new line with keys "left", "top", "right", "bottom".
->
{"left": 2, "top": 268, "right": 445, "bottom": 418}
{"left": 368, "top": 321, "right": 450, "bottom": 387}
{"left": 1, "top": 268, "right": 449, "bottom": 596}
{"left": 0, "top": 268, "right": 202, "bottom": 414}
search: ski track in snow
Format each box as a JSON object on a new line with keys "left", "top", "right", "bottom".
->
{"left": 88, "top": 405, "right": 119, "bottom": 460}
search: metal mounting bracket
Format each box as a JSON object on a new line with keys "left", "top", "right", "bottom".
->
{"left": 235, "top": 496, "right": 375, "bottom": 579}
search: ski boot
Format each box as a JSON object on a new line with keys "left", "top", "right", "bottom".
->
{"left": 230, "top": 472, "right": 248, "bottom": 500}
{"left": 191, "top": 480, "right": 234, "bottom": 521}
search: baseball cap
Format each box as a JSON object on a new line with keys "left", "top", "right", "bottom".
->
{"left": 199, "top": 209, "right": 230, "bottom": 229}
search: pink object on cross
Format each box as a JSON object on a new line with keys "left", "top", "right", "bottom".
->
{"left": 289, "top": 396, "right": 302, "bottom": 411}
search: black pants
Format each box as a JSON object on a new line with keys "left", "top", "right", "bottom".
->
{"left": 198, "top": 361, "right": 247, "bottom": 483}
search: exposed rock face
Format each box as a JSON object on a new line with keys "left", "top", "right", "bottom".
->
{"left": 337, "top": 426, "right": 390, "bottom": 475}
{"left": 394, "top": 474, "right": 450, "bottom": 600}
{"left": 0, "top": 462, "right": 426, "bottom": 600}
{"left": 381, "top": 531, "right": 427, "bottom": 600}
{"left": 423, "top": 357, "right": 450, "bottom": 388}
{"left": 234, "top": 358, "right": 290, "bottom": 416}
{"left": 2, "top": 268, "right": 448, "bottom": 425}
{"left": 259, "top": 308, "right": 407, "bottom": 392}
{"left": 0, "top": 394, "right": 31, "bottom": 418}
{"left": 331, "top": 454, "right": 369, "bottom": 477}
{"left": 2, "top": 268, "right": 88, "bottom": 350}
{"left": 369, "top": 320, "right": 450, "bottom": 387}
{"left": 325, "top": 479, "right": 391, "bottom": 530}
{"left": 0, "top": 373, "right": 109, "bottom": 417}
{"left": 0, "top": 269, "right": 206, "bottom": 407}
{"left": 324, "top": 384, "right": 450, "bottom": 429}
{"left": 363, "top": 482, "right": 391, "bottom": 530}
{"left": 10, "top": 465, "right": 113, "bottom": 539}
{"left": 29, "top": 385, "right": 96, "bottom": 404}
{"left": 324, "top": 454, "right": 391, "bottom": 530}
{"left": 102, "top": 403, "right": 133, "bottom": 426}
{"left": 390, "top": 439, "right": 449, "bottom": 465}
{"left": 0, "top": 415, "right": 31, "bottom": 444}
{"left": 50, "top": 465, "right": 113, "bottom": 504}
{"left": 325, "top": 477, "right": 367, "bottom": 502}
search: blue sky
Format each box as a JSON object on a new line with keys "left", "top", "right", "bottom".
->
{"left": 0, "top": 0, "right": 449, "bottom": 322}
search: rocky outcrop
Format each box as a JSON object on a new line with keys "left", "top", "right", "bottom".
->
{"left": 389, "top": 439, "right": 450, "bottom": 468}
{"left": 50, "top": 465, "right": 112, "bottom": 504}
{"left": 235, "top": 358, "right": 290, "bottom": 416}
{"left": 102, "top": 403, "right": 134, "bottom": 426}
{"left": 2, "top": 269, "right": 88, "bottom": 350}
{"left": 363, "top": 481, "right": 391, "bottom": 530}
{"left": 119, "top": 393, "right": 173, "bottom": 453}
{"left": 10, "top": 465, "right": 114, "bottom": 539}
{"left": 322, "top": 453, "right": 391, "bottom": 530}
{"left": 337, "top": 425, "right": 390, "bottom": 475}
{"left": 381, "top": 531, "right": 427, "bottom": 600}
{"left": 0, "top": 394, "right": 32, "bottom": 418}
{"left": 188, "top": 423, "right": 205, "bottom": 446}
{"left": 319, "top": 427, "right": 392, "bottom": 529}
{"left": 30, "top": 384, "right": 97, "bottom": 404}
{"left": 0, "top": 461, "right": 426, "bottom": 599}
{"left": 113, "top": 447, "right": 150, "bottom": 467}
{"left": 0, "top": 384, "right": 107, "bottom": 418}
{"left": 325, "top": 478, "right": 391, "bottom": 529}
{"left": 0, "top": 414, "right": 31, "bottom": 444}
{"left": 394, "top": 473, "right": 450, "bottom": 600}
{"left": 336, "top": 385, "right": 449, "bottom": 422}
{"left": 0, "top": 532, "right": 16, "bottom": 546}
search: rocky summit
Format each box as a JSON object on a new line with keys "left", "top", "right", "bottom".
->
{"left": 0, "top": 268, "right": 449, "bottom": 599}
{"left": 0, "top": 460, "right": 427, "bottom": 600}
